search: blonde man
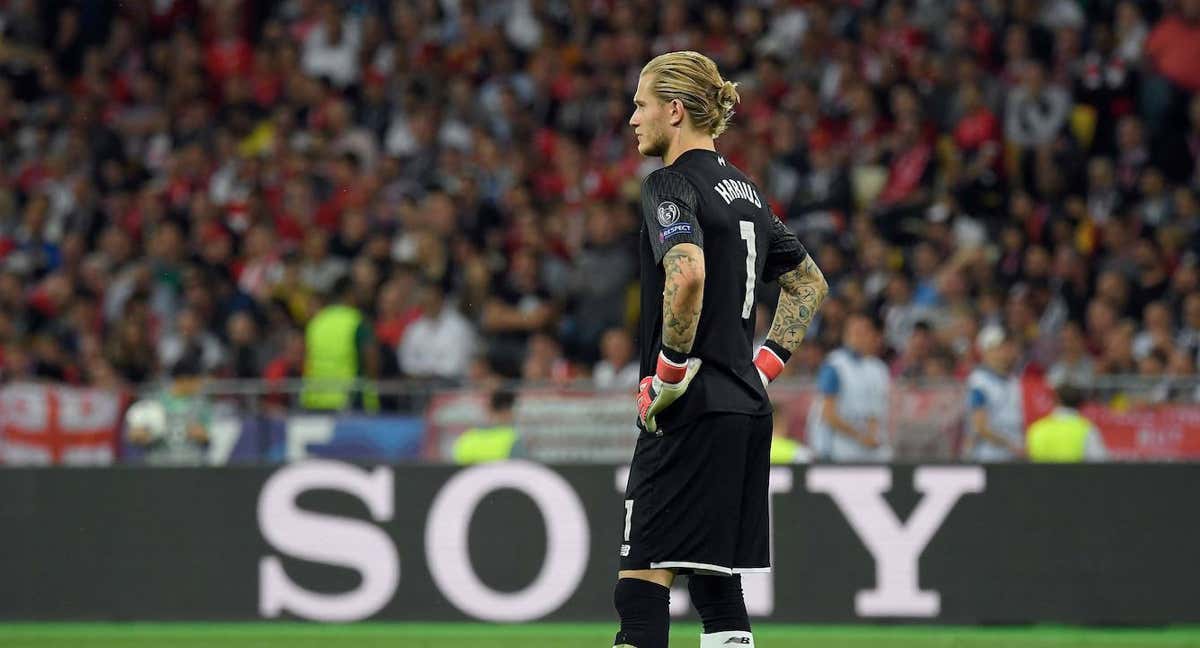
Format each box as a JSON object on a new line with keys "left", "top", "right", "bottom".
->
{"left": 616, "top": 51, "right": 828, "bottom": 648}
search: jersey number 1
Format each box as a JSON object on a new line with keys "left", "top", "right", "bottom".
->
{"left": 739, "top": 221, "right": 756, "bottom": 319}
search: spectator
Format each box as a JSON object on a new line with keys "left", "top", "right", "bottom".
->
{"left": 563, "top": 205, "right": 636, "bottom": 362}
{"left": 1114, "top": 116, "right": 1150, "bottom": 193}
{"left": 787, "top": 131, "right": 852, "bottom": 240}
{"left": 237, "top": 225, "right": 284, "bottom": 302}
{"left": 873, "top": 113, "right": 935, "bottom": 243}
{"left": 1047, "top": 320, "right": 1097, "bottom": 389}
{"left": 374, "top": 272, "right": 421, "bottom": 350}
{"left": 226, "top": 310, "right": 268, "bottom": 379}
{"left": 158, "top": 307, "right": 225, "bottom": 376}
{"left": 1145, "top": 0, "right": 1200, "bottom": 93}
{"left": 1086, "top": 157, "right": 1122, "bottom": 224}
{"left": 1134, "top": 301, "right": 1175, "bottom": 361}
{"left": 1026, "top": 382, "right": 1109, "bottom": 463}
{"left": 263, "top": 327, "right": 305, "bottom": 411}
{"left": 1114, "top": 2, "right": 1149, "bottom": 64}
{"left": 298, "top": 229, "right": 347, "bottom": 295}
{"left": 891, "top": 320, "right": 936, "bottom": 379}
{"left": 124, "top": 349, "right": 212, "bottom": 466}
{"left": 593, "top": 328, "right": 639, "bottom": 391}
{"left": 806, "top": 313, "right": 892, "bottom": 462}
{"left": 1130, "top": 239, "right": 1171, "bottom": 317}
{"left": 452, "top": 387, "right": 525, "bottom": 464}
{"left": 482, "top": 250, "right": 558, "bottom": 378}
{"left": 398, "top": 280, "right": 476, "bottom": 382}
{"left": 521, "top": 331, "right": 575, "bottom": 384}
{"left": 1005, "top": 61, "right": 1070, "bottom": 150}
{"left": 301, "top": 0, "right": 361, "bottom": 89}
{"left": 1099, "top": 320, "right": 1139, "bottom": 376}
{"left": 1175, "top": 292, "right": 1200, "bottom": 357}
{"left": 950, "top": 82, "right": 1003, "bottom": 212}
{"left": 964, "top": 326, "right": 1026, "bottom": 461}
{"left": 1133, "top": 347, "right": 1172, "bottom": 404}
{"left": 301, "top": 277, "right": 380, "bottom": 412}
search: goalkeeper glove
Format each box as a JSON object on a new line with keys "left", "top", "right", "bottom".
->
{"left": 637, "top": 348, "right": 702, "bottom": 434}
{"left": 753, "top": 340, "right": 791, "bottom": 387}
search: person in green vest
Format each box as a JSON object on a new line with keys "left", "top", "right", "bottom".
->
{"left": 1026, "top": 382, "right": 1109, "bottom": 462}
{"left": 301, "top": 277, "right": 381, "bottom": 412}
{"left": 769, "top": 403, "right": 813, "bottom": 464}
{"left": 453, "top": 387, "right": 526, "bottom": 464}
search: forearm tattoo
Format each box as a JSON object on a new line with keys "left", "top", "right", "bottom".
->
{"left": 662, "top": 245, "right": 705, "bottom": 354}
{"left": 768, "top": 256, "right": 828, "bottom": 353}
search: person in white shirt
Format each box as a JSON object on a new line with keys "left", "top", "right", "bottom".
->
{"left": 592, "top": 327, "right": 640, "bottom": 390}
{"left": 158, "top": 308, "right": 225, "bottom": 375}
{"left": 1005, "top": 62, "right": 1070, "bottom": 149}
{"left": 397, "top": 281, "right": 476, "bottom": 381}
{"left": 964, "top": 326, "right": 1026, "bottom": 461}
{"left": 806, "top": 313, "right": 892, "bottom": 462}
{"left": 302, "top": 2, "right": 361, "bottom": 88}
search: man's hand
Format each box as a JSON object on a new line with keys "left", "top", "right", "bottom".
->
{"left": 637, "top": 352, "right": 702, "bottom": 433}
{"left": 1008, "top": 440, "right": 1027, "bottom": 459}
{"left": 127, "top": 426, "right": 152, "bottom": 446}
{"left": 860, "top": 419, "right": 882, "bottom": 448}
{"left": 187, "top": 423, "right": 209, "bottom": 444}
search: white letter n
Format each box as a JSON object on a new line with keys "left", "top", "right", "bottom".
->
{"left": 807, "top": 466, "right": 984, "bottom": 617}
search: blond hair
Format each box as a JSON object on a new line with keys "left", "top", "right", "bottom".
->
{"left": 640, "top": 51, "right": 740, "bottom": 138}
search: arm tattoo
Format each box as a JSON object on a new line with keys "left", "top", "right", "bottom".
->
{"left": 661, "top": 244, "right": 705, "bottom": 354}
{"left": 767, "top": 255, "right": 828, "bottom": 353}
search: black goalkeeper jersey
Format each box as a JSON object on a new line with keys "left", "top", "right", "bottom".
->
{"left": 636, "top": 148, "right": 809, "bottom": 431}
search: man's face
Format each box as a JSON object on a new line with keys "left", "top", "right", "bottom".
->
{"left": 1061, "top": 325, "right": 1084, "bottom": 355}
{"left": 845, "top": 318, "right": 877, "bottom": 356}
{"left": 986, "top": 341, "right": 1016, "bottom": 372}
{"left": 630, "top": 74, "right": 674, "bottom": 158}
{"left": 172, "top": 376, "right": 203, "bottom": 397}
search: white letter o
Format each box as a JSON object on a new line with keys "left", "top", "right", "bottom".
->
{"left": 425, "top": 460, "right": 589, "bottom": 621}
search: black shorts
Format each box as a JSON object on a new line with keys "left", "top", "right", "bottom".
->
{"left": 619, "top": 411, "right": 772, "bottom": 576}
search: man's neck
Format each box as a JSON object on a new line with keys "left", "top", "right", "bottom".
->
{"left": 664, "top": 133, "right": 716, "bottom": 166}
{"left": 984, "top": 362, "right": 1008, "bottom": 375}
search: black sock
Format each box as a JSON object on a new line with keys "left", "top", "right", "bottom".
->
{"left": 689, "top": 574, "right": 751, "bottom": 634}
{"left": 613, "top": 578, "right": 670, "bottom": 648}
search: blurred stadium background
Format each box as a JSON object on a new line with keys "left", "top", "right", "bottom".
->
{"left": 2, "top": 0, "right": 1200, "bottom": 646}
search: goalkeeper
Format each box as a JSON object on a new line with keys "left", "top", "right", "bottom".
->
{"left": 615, "top": 51, "right": 827, "bottom": 648}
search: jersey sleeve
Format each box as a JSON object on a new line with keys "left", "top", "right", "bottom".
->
{"left": 967, "top": 386, "right": 987, "bottom": 410}
{"left": 816, "top": 363, "right": 840, "bottom": 395}
{"left": 761, "top": 214, "right": 809, "bottom": 283}
{"left": 641, "top": 170, "right": 703, "bottom": 264}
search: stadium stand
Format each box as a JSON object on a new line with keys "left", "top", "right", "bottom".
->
{"left": 0, "top": 0, "right": 1198, "bottom": 403}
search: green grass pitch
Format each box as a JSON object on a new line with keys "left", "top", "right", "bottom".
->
{"left": 2, "top": 623, "right": 1200, "bottom": 648}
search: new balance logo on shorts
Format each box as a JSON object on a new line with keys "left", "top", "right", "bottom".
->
{"left": 620, "top": 544, "right": 630, "bottom": 556}
{"left": 724, "top": 638, "right": 751, "bottom": 645}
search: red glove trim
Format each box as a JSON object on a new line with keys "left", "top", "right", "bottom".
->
{"left": 754, "top": 346, "right": 786, "bottom": 384}
{"left": 656, "top": 351, "right": 688, "bottom": 384}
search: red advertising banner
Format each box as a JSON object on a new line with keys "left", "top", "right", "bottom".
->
{"left": 0, "top": 383, "right": 123, "bottom": 465}
{"left": 1023, "top": 377, "right": 1200, "bottom": 460}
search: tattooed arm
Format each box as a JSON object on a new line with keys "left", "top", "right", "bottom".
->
{"left": 766, "top": 255, "right": 828, "bottom": 354}
{"left": 661, "top": 243, "right": 706, "bottom": 354}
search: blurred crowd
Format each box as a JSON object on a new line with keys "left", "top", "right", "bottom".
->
{"left": 0, "top": 0, "right": 1199, "bottom": 400}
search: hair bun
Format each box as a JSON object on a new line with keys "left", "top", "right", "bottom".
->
{"left": 717, "top": 80, "right": 740, "bottom": 110}
{"left": 709, "top": 80, "right": 740, "bottom": 137}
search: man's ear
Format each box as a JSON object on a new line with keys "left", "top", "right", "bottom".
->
{"left": 667, "top": 98, "right": 685, "bottom": 128}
